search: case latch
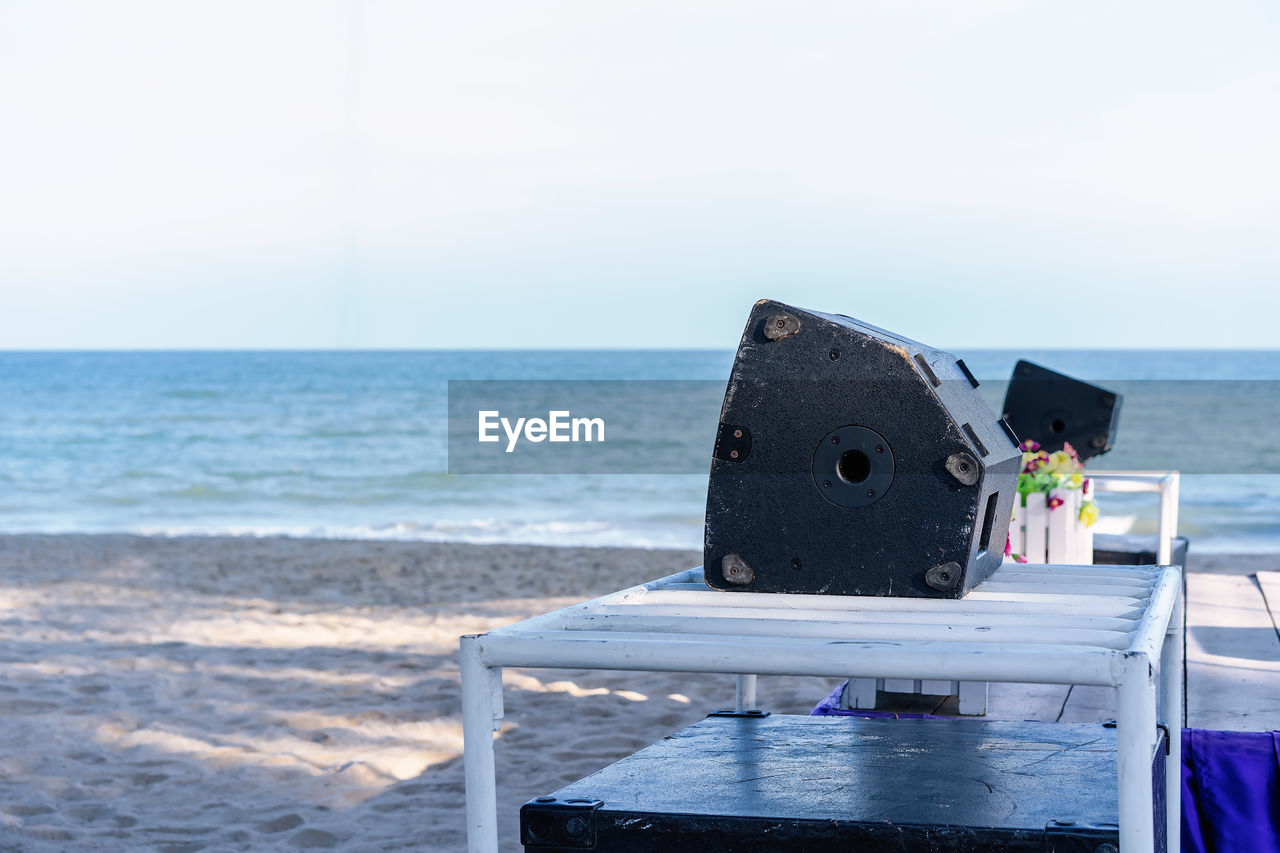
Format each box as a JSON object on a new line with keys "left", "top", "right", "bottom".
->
{"left": 520, "top": 796, "right": 603, "bottom": 849}
{"left": 1044, "top": 819, "right": 1120, "bottom": 852}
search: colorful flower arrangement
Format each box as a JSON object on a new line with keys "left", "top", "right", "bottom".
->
{"left": 1015, "top": 439, "right": 1098, "bottom": 524}
{"left": 1005, "top": 439, "right": 1099, "bottom": 562}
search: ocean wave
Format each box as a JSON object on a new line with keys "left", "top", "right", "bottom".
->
{"left": 125, "top": 518, "right": 701, "bottom": 550}
{"left": 160, "top": 389, "right": 225, "bottom": 399}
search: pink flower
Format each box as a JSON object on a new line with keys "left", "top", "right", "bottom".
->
{"left": 1018, "top": 439, "right": 1041, "bottom": 452}
{"left": 1062, "top": 441, "right": 1079, "bottom": 460}
{"left": 1047, "top": 496, "right": 1064, "bottom": 510}
{"left": 1004, "top": 533, "right": 1012, "bottom": 557}
{"left": 1015, "top": 554, "right": 1028, "bottom": 563}
{"left": 1082, "top": 477, "right": 1092, "bottom": 497}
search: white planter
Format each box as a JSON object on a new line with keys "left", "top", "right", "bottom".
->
{"left": 1009, "top": 489, "right": 1093, "bottom": 565}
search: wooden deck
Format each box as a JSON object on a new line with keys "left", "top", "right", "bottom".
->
{"left": 877, "top": 569, "right": 1280, "bottom": 730}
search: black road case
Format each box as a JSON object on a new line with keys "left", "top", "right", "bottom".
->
{"left": 521, "top": 714, "right": 1166, "bottom": 853}
{"left": 1092, "top": 533, "right": 1189, "bottom": 570}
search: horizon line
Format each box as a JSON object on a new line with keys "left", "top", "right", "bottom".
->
{"left": 3, "top": 346, "right": 1280, "bottom": 354}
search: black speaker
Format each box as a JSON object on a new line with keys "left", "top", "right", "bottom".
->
{"left": 703, "top": 300, "right": 1022, "bottom": 598}
{"left": 1002, "top": 360, "right": 1121, "bottom": 460}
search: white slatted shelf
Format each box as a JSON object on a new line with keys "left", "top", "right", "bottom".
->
{"left": 620, "top": 588, "right": 1146, "bottom": 617}
{"left": 462, "top": 560, "right": 1183, "bottom": 853}
{"left": 492, "top": 564, "right": 1166, "bottom": 659}
{"left": 560, "top": 616, "right": 1135, "bottom": 649}
{"left": 586, "top": 605, "right": 1140, "bottom": 631}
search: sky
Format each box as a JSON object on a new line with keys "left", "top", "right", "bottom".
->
{"left": 1, "top": 1, "right": 1278, "bottom": 349}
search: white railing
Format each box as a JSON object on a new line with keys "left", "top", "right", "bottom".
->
{"left": 1089, "top": 470, "right": 1181, "bottom": 565}
{"left": 1009, "top": 470, "right": 1181, "bottom": 566}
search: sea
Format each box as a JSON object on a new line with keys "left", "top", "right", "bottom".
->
{"left": 1, "top": 350, "right": 1278, "bottom": 554}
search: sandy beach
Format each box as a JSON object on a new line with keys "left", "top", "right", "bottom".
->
{"left": 0, "top": 535, "right": 1269, "bottom": 852}
{"left": 0, "top": 535, "right": 845, "bottom": 851}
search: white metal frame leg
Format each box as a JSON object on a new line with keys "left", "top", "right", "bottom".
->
{"left": 461, "top": 636, "right": 503, "bottom": 853}
{"left": 956, "top": 681, "right": 988, "bottom": 715}
{"left": 734, "top": 674, "right": 758, "bottom": 711}
{"left": 1160, "top": 583, "right": 1184, "bottom": 852}
{"left": 1116, "top": 652, "right": 1158, "bottom": 853}
{"left": 1156, "top": 473, "right": 1179, "bottom": 565}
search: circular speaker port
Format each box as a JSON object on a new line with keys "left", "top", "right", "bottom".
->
{"left": 837, "top": 450, "right": 871, "bottom": 484}
{"left": 813, "top": 426, "right": 894, "bottom": 508}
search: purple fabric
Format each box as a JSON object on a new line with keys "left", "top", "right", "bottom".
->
{"left": 1182, "top": 728, "right": 1280, "bottom": 853}
{"left": 813, "top": 683, "right": 1280, "bottom": 852}
{"left": 808, "top": 680, "right": 846, "bottom": 715}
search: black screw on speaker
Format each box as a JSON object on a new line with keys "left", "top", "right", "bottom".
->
{"left": 703, "top": 299, "right": 1022, "bottom": 598}
{"left": 1002, "top": 360, "right": 1122, "bottom": 461}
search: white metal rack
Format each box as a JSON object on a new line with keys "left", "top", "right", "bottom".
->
{"left": 461, "top": 561, "right": 1182, "bottom": 853}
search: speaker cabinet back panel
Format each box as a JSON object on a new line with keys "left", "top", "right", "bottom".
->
{"left": 704, "top": 300, "right": 1021, "bottom": 598}
{"left": 1002, "top": 359, "right": 1122, "bottom": 460}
